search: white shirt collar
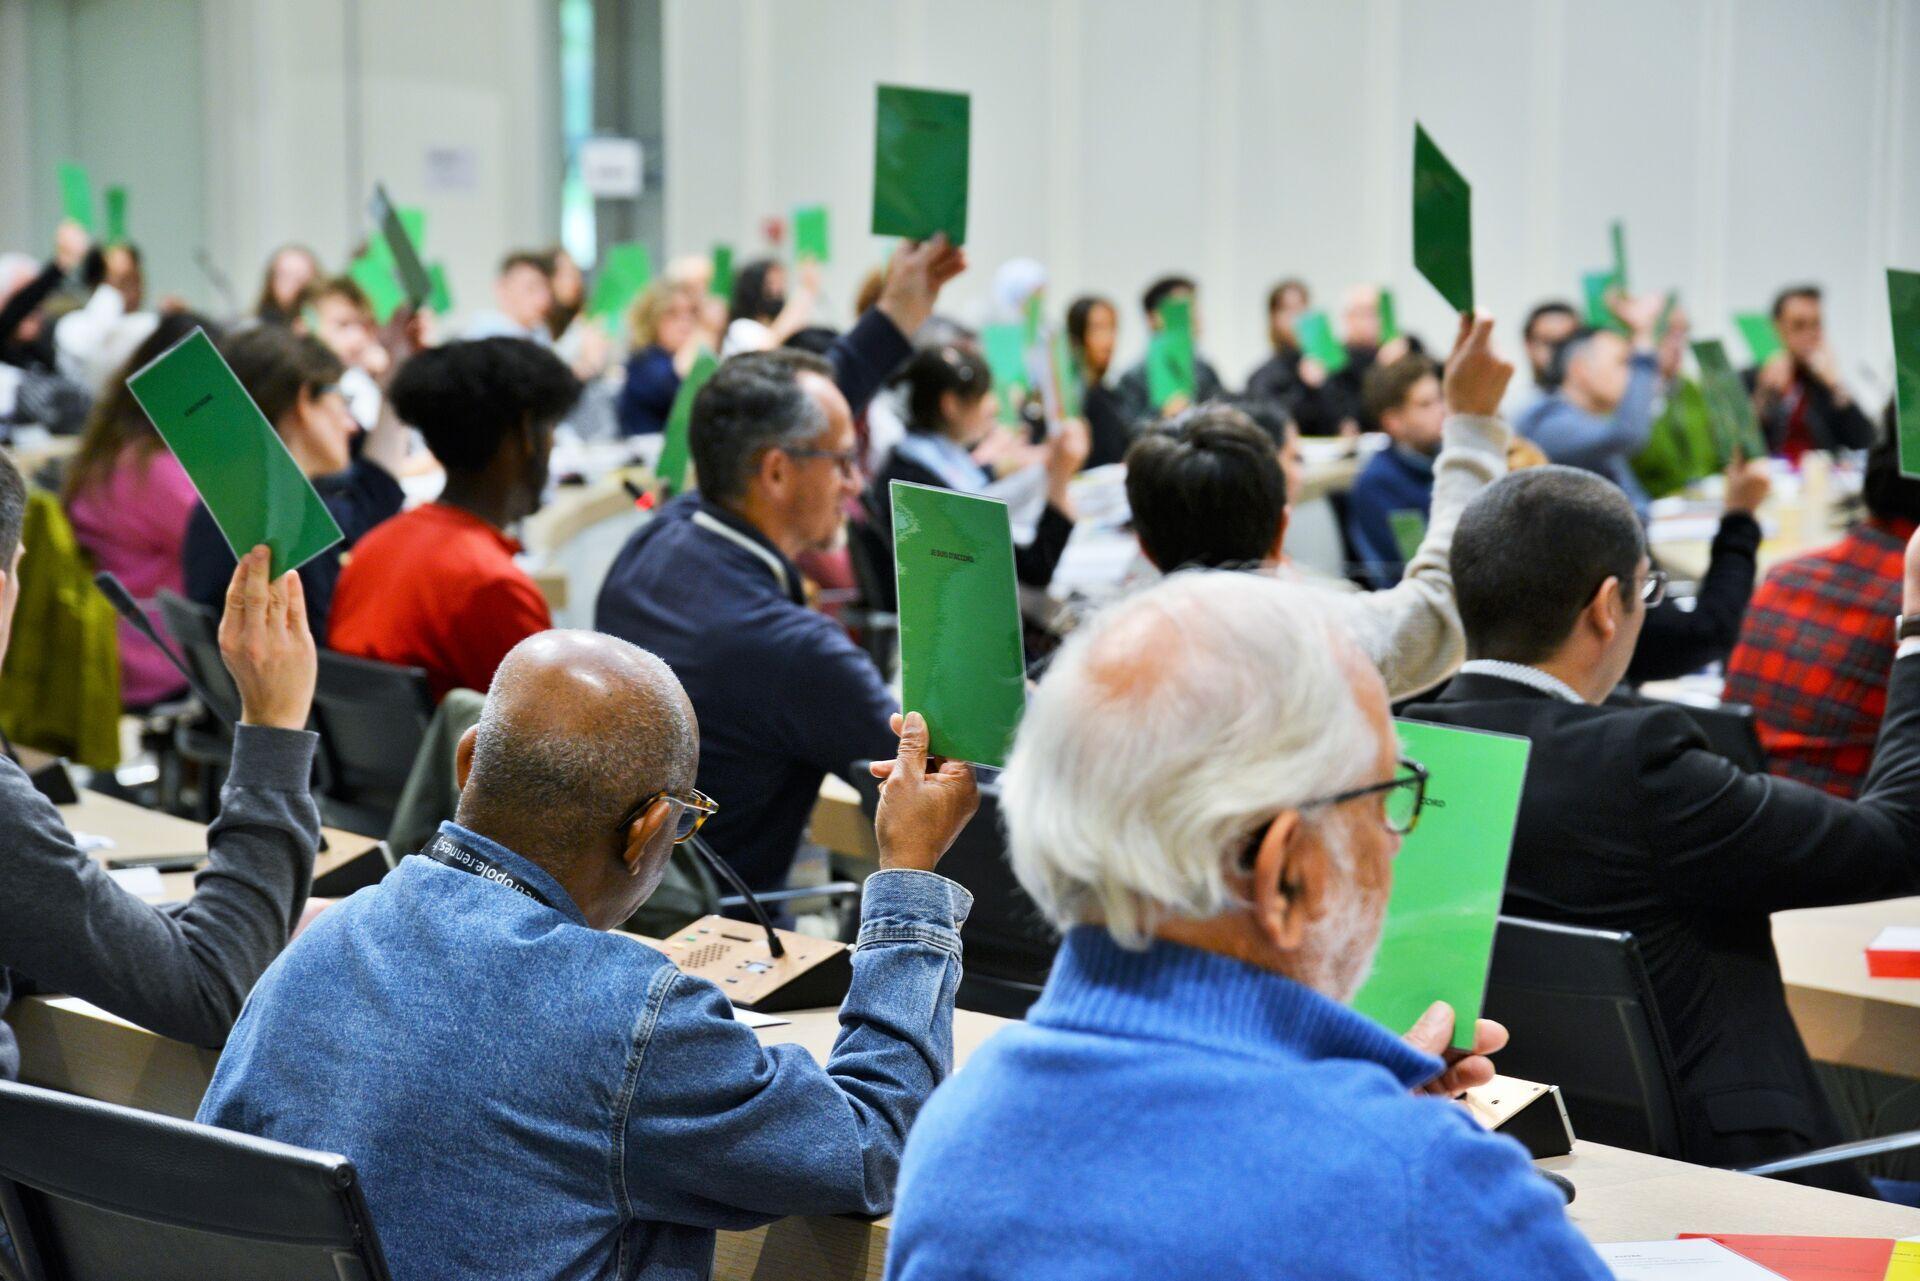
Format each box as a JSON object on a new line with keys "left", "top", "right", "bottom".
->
{"left": 1457, "top": 659, "right": 1587, "bottom": 705}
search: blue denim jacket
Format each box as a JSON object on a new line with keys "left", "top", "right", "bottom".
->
{"left": 198, "top": 822, "right": 973, "bottom": 1281}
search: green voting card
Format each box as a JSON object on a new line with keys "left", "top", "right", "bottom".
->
{"left": 982, "top": 324, "right": 1030, "bottom": 424}
{"left": 348, "top": 253, "right": 407, "bottom": 324}
{"left": 1377, "top": 288, "right": 1399, "bottom": 344}
{"left": 1693, "top": 339, "right": 1768, "bottom": 461}
{"left": 1351, "top": 719, "right": 1529, "bottom": 1051}
{"left": 369, "top": 185, "right": 432, "bottom": 311}
{"left": 872, "top": 84, "right": 970, "bottom": 245}
{"left": 1050, "top": 329, "right": 1083, "bottom": 422}
{"left": 1387, "top": 510, "right": 1427, "bottom": 565}
{"left": 1411, "top": 124, "right": 1472, "bottom": 314}
{"left": 57, "top": 162, "right": 92, "bottom": 231}
{"left": 104, "top": 186, "right": 128, "bottom": 245}
{"left": 793, "top": 205, "right": 830, "bottom": 263}
{"left": 427, "top": 261, "right": 454, "bottom": 315}
{"left": 710, "top": 244, "right": 734, "bottom": 300}
{"left": 1610, "top": 219, "right": 1629, "bottom": 295}
{"left": 588, "top": 243, "right": 654, "bottom": 320}
{"left": 1145, "top": 296, "right": 1198, "bottom": 410}
{"left": 658, "top": 348, "right": 718, "bottom": 495}
{"left": 1582, "top": 270, "right": 1625, "bottom": 334}
{"left": 891, "top": 481, "right": 1025, "bottom": 768}
{"left": 1295, "top": 309, "right": 1349, "bottom": 374}
{"left": 1654, "top": 290, "right": 1678, "bottom": 343}
{"left": 127, "top": 329, "right": 342, "bottom": 579}
{"left": 1734, "top": 311, "right": 1783, "bottom": 366}
{"left": 1887, "top": 269, "right": 1920, "bottom": 479}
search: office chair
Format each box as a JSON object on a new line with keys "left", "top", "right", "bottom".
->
{"left": 851, "top": 766, "right": 1057, "bottom": 1017}
{"left": 153, "top": 593, "right": 240, "bottom": 819}
{"left": 0, "top": 1079, "right": 391, "bottom": 1281}
{"left": 309, "top": 651, "right": 435, "bottom": 837}
{"left": 1485, "top": 914, "right": 1920, "bottom": 1184}
{"left": 843, "top": 499, "right": 900, "bottom": 671}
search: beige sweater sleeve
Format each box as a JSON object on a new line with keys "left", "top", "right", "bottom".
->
{"left": 1328, "top": 414, "right": 1510, "bottom": 701}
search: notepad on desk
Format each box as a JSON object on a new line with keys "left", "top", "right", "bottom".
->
{"left": 1595, "top": 1238, "right": 1786, "bottom": 1278}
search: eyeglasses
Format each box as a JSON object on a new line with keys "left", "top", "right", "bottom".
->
{"left": 1298, "top": 756, "right": 1430, "bottom": 836}
{"left": 613, "top": 788, "right": 718, "bottom": 843}
{"left": 782, "top": 446, "right": 862, "bottom": 478}
{"left": 1639, "top": 569, "right": 1669, "bottom": 607}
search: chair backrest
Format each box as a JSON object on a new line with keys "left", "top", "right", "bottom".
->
{"left": 850, "top": 766, "right": 1058, "bottom": 1015}
{"left": 0, "top": 1079, "right": 391, "bottom": 1281}
{"left": 153, "top": 592, "right": 241, "bottom": 725}
{"left": 1674, "top": 700, "right": 1767, "bottom": 773}
{"left": 1483, "top": 914, "right": 1688, "bottom": 1159}
{"left": 310, "top": 650, "right": 436, "bottom": 837}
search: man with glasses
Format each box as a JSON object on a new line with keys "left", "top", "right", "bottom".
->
{"left": 1406, "top": 465, "right": 1920, "bottom": 1194}
{"left": 885, "top": 571, "right": 1608, "bottom": 1278}
{"left": 200, "top": 629, "right": 982, "bottom": 1281}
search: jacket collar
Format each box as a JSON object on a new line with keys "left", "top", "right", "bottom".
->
{"left": 689, "top": 497, "right": 804, "bottom": 604}
{"left": 1438, "top": 667, "right": 1578, "bottom": 704}
{"left": 428, "top": 822, "right": 591, "bottom": 927}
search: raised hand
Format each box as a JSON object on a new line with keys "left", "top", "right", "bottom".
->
{"left": 219, "top": 547, "right": 317, "bottom": 732}
{"left": 869, "top": 711, "right": 980, "bottom": 873}
{"left": 876, "top": 234, "right": 968, "bottom": 339}
{"left": 1402, "top": 1000, "right": 1510, "bottom": 1098}
{"left": 1441, "top": 311, "right": 1514, "bottom": 417}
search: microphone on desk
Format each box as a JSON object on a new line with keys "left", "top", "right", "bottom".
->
{"left": 93, "top": 572, "right": 235, "bottom": 726}
{"left": 686, "top": 833, "right": 786, "bottom": 959}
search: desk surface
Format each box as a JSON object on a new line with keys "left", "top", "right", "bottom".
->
{"left": 1774, "top": 896, "right": 1920, "bottom": 1079}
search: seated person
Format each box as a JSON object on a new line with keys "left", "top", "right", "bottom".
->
{"left": 1111, "top": 275, "right": 1226, "bottom": 425}
{"left": 305, "top": 276, "right": 390, "bottom": 429}
{"left": 721, "top": 257, "right": 818, "bottom": 358}
{"left": 885, "top": 572, "right": 1605, "bottom": 1279}
{"left": 0, "top": 225, "right": 93, "bottom": 434}
{"left": 329, "top": 339, "right": 580, "bottom": 701}
{"left": 252, "top": 243, "right": 322, "bottom": 328}
{"left": 1124, "top": 311, "right": 1513, "bottom": 701}
{"left": 1, "top": 477, "right": 322, "bottom": 1081}
{"left": 871, "top": 345, "right": 1087, "bottom": 596}
{"left": 464, "top": 250, "right": 556, "bottom": 344}
{"left": 1066, "top": 294, "right": 1129, "bottom": 468}
{"left": 1744, "top": 285, "right": 1875, "bottom": 461}
{"left": 182, "top": 325, "right": 407, "bottom": 638}
{"left": 1516, "top": 293, "right": 1661, "bottom": 520}
{"left": 1345, "top": 353, "right": 1445, "bottom": 588}
{"left": 1508, "top": 299, "right": 1580, "bottom": 417}
{"left": 62, "top": 313, "right": 220, "bottom": 709}
{"left": 53, "top": 241, "right": 158, "bottom": 397}
{"left": 594, "top": 239, "right": 964, "bottom": 893}
{"left": 1405, "top": 466, "right": 1920, "bottom": 1194}
{"left": 1725, "top": 421, "right": 1920, "bottom": 797}
{"left": 199, "top": 631, "right": 978, "bottom": 1281}
{"left": 617, "top": 282, "right": 698, "bottom": 437}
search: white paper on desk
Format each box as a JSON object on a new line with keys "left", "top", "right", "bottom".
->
{"left": 72, "top": 829, "right": 114, "bottom": 853}
{"left": 106, "top": 865, "right": 166, "bottom": 900}
{"left": 1869, "top": 925, "right": 1920, "bottom": 952}
{"left": 1594, "top": 1238, "right": 1787, "bottom": 1278}
{"left": 732, "top": 1007, "right": 790, "bottom": 1029}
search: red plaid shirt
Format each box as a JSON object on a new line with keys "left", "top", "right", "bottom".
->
{"left": 1722, "top": 518, "right": 1915, "bottom": 797}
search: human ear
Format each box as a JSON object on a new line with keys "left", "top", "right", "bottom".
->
{"left": 1247, "top": 812, "right": 1329, "bottom": 953}
{"left": 455, "top": 726, "right": 478, "bottom": 792}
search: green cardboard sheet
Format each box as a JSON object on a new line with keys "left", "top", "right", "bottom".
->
{"left": 126, "top": 329, "right": 343, "bottom": 579}
{"left": 1653, "top": 290, "right": 1678, "bottom": 343}
{"left": 1378, "top": 288, "right": 1399, "bottom": 344}
{"left": 1693, "top": 339, "right": 1768, "bottom": 462}
{"left": 1351, "top": 719, "right": 1529, "bottom": 1051}
{"left": 1632, "top": 378, "right": 1725, "bottom": 499}
{"left": 369, "top": 185, "right": 432, "bottom": 310}
{"left": 1387, "top": 510, "right": 1427, "bottom": 565}
{"left": 981, "top": 324, "right": 1030, "bottom": 424}
{"left": 427, "top": 262, "right": 454, "bottom": 315}
{"left": 57, "top": 162, "right": 92, "bottom": 231}
{"left": 1411, "top": 124, "right": 1473, "bottom": 314}
{"left": 1888, "top": 269, "right": 1920, "bottom": 479}
{"left": 348, "top": 253, "right": 407, "bottom": 325}
{"left": 872, "top": 84, "right": 970, "bottom": 244}
{"left": 1050, "top": 329, "right": 1083, "bottom": 422}
{"left": 1295, "top": 309, "right": 1349, "bottom": 374}
{"left": 1610, "top": 220, "right": 1629, "bottom": 295}
{"left": 1734, "top": 312, "right": 1783, "bottom": 366}
{"left": 1145, "top": 296, "right": 1197, "bottom": 410}
{"left": 588, "top": 243, "right": 654, "bottom": 320}
{"left": 104, "top": 186, "right": 128, "bottom": 245}
{"left": 1582, "top": 270, "right": 1625, "bottom": 334}
{"left": 793, "top": 205, "right": 831, "bottom": 263}
{"left": 891, "top": 481, "right": 1026, "bottom": 768}
{"left": 710, "top": 244, "right": 734, "bottom": 300}
{"left": 658, "top": 348, "right": 718, "bottom": 495}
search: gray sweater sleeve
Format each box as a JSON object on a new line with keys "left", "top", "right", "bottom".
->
{"left": 0, "top": 725, "right": 320, "bottom": 1048}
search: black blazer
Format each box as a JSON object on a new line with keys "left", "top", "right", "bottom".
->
{"left": 1405, "top": 657, "right": 1920, "bottom": 1192}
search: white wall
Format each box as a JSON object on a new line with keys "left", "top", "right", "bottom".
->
{"left": 664, "top": 0, "right": 1920, "bottom": 397}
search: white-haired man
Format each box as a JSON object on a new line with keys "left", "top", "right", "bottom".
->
{"left": 884, "top": 572, "right": 1609, "bottom": 1279}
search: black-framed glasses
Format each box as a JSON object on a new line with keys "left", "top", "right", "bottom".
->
{"left": 1640, "top": 569, "right": 1669, "bottom": 607}
{"left": 614, "top": 788, "right": 718, "bottom": 843}
{"left": 782, "top": 445, "right": 861, "bottom": 478}
{"left": 1299, "top": 756, "right": 1429, "bottom": 836}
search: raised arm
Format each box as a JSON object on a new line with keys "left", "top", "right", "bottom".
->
{"left": 828, "top": 236, "right": 967, "bottom": 419}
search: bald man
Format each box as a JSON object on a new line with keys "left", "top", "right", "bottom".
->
{"left": 199, "top": 631, "right": 979, "bottom": 1281}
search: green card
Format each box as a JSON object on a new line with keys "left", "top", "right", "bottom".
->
{"left": 348, "top": 253, "right": 407, "bottom": 324}
{"left": 369, "top": 185, "right": 432, "bottom": 310}
{"left": 1050, "top": 329, "right": 1083, "bottom": 422}
{"left": 981, "top": 323, "right": 1031, "bottom": 427}
{"left": 1610, "top": 219, "right": 1629, "bottom": 295}
{"left": 1351, "top": 719, "right": 1529, "bottom": 1051}
{"left": 427, "top": 262, "right": 454, "bottom": 315}
{"left": 1582, "top": 270, "right": 1625, "bottom": 334}
{"left": 1693, "top": 339, "right": 1768, "bottom": 461}
{"left": 1411, "top": 123, "right": 1473, "bottom": 314}
{"left": 1654, "top": 290, "right": 1678, "bottom": 343}
{"left": 871, "top": 84, "right": 970, "bottom": 245}
{"left": 1145, "top": 296, "right": 1198, "bottom": 410}
{"left": 104, "top": 186, "right": 129, "bottom": 245}
{"left": 1734, "top": 311, "right": 1783, "bottom": 366}
{"left": 1387, "top": 509, "right": 1427, "bottom": 564}
{"left": 587, "top": 243, "right": 654, "bottom": 320}
{"left": 710, "top": 244, "right": 734, "bottom": 300}
{"left": 57, "top": 162, "right": 92, "bottom": 232}
{"left": 1633, "top": 378, "right": 1725, "bottom": 499}
{"left": 891, "top": 481, "right": 1026, "bottom": 768}
{"left": 793, "top": 205, "right": 830, "bottom": 263}
{"left": 658, "top": 348, "right": 718, "bottom": 495}
{"left": 366, "top": 204, "right": 425, "bottom": 273}
{"left": 1295, "top": 309, "right": 1349, "bottom": 374}
{"left": 126, "top": 329, "right": 343, "bottom": 579}
{"left": 1377, "top": 288, "right": 1398, "bottom": 344}
{"left": 1887, "top": 269, "right": 1920, "bottom": 479}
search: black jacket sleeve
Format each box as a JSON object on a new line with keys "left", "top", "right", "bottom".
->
{"left": 1627, "top": 511, "right": 1761, "bottom": 683}
{"left": 1013, "top": 504, "right": 1075, "bottom": 589}
{"left": 1803, "top": 378, "right": 1876, "bottom": 451}
{"left": 0, "top": 262, "right": 63, "bottom": 351}
{"left": 829, "top": 310, "right": 913, "bottom": 420}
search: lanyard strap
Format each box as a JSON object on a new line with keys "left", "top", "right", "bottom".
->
{"left": 422, "top": 832, "right": 556, "bottom": 911}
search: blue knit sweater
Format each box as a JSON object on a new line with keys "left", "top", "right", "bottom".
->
{"left": 886, "top": 927, "right": 1608, "bottom": 1280}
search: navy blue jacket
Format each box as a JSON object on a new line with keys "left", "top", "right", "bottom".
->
{"left": 1345, "top": 445, "right": 1436, "bottom": 589}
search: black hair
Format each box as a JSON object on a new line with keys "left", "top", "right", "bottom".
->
{"left": 80, "top": 241, "right": 142, "bottom": 291}
{"left": 1452, "top": 466, "right": 1647, "bottom": 663}
{"left": 389, "top": 338, "right": 582, "bottom": 475}
{"left": 1523, "top": 300, "right": 1579, "bottom": 345}
{"left": 1865, "top": 406, "right": 1920, "bottom": 526}
{"left": 1141, "top": 276, "right": 1196, "bottom": 319}
{"left": 1211, "top": 394, "right": 1294, "bottom": 450}
{"left": 893, "top": 345, "right": 991, "bottom": 435}
{"left": 1066, "top": 295, "right": 1115, "bottom": 349}
{"left": 783, "top": 325, "right": 840, "bottom": 356}
{"left": 1771, "top": 284, "right": 1822, "bottom": 321}
{"left": 689, "top": 349, "right": 834, "bottom": 503}
{"left": 499, "top": 250, "right": 551, "bottom": 278}
{"left": 1361, "top": 354, "right": 1440, "bottom": 424}
{"left": 729, "top": 259, "right": 785, "bottom": 327}
{"left": 0, "top": 449, "right": 24, "bottom": 569}
{"left": 221, "top": 325, "right": 345, "bottom": 428}
{"left": 1124, "top": 405, "right": 1286, "bottom": 571}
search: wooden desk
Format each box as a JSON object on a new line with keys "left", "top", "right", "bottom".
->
{"left": 1775, "top": 896, "right": 1920, "bottom": 1079}
{"left": 59, "top": 789, "right": 386, "bottom": 903}
{"left": 809, "top": 775, "right": 876, "bottom": 866}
